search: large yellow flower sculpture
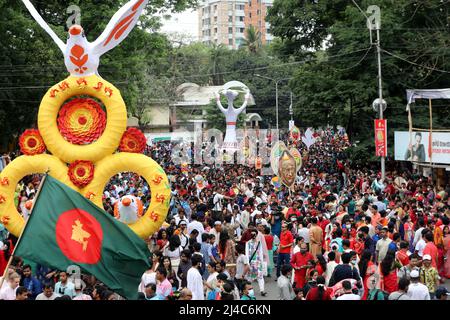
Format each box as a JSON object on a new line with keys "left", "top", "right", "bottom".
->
{"left": 0, "top": 75, "right": 171, "bottom": 239}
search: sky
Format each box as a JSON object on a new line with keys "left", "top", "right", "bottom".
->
{"left": 159, "top": 9, "right": 199, "bottom": 41}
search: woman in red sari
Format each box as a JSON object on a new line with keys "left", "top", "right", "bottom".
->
{"left": 443, "top": 226, "right": 450, "bottom": 279}
{"left": 358, "top": 249, "right": 376, "bottom": 300}
{"left": 379, "top": 252, "right": 398, "bottom": 294}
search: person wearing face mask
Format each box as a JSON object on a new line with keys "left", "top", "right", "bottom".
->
{"left": 245, "top": 229, "right": 267, "bottom": 296}
{"left": 241, "top": 281, "right": 256, "bottom": 300}
{"left": 290, "top": 243, "right": 314, "bottom": 289}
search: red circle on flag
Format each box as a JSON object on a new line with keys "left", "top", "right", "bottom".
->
{"left": 56, "top": 208, "right": 103, "bottom": 264}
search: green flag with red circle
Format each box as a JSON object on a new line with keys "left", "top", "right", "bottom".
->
{"left": 15, "top": 175, "right": 151, "bottom": 300}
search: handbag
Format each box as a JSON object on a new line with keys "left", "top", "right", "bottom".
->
{"left": 249, "top": 241, "right": 261, "bottom": 262}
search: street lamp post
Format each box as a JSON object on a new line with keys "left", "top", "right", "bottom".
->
{"left": 255, "top": 74, "right": 293, "bottom": 131}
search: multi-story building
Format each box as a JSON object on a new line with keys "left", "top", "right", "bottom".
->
{"left": 198, "top": 0, "right": 273, "bottom": 49}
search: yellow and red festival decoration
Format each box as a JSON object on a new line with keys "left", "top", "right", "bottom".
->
{"left": 68, "top": 160, "right": 95, "bottom": 188}
{"left": 19, "top": 129, "right": 46, "bottom": 155}
{"left": 57, "top": 98, "right": 106, "bottom": 145}
{"left": 0, "top": 75, "right": 171, "bottom": 240}
{"left": 119, "top": 127, "right": 147, "bottom": 153}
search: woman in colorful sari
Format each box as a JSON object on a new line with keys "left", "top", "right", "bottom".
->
{"left": 358, "top": 249, "right": 377, "bottom": 300}
{"left": 443, "top": 225, "right": 450, "bottom": 279}
{"left": 379, "top": 251, "right": 398, "bottom": 294}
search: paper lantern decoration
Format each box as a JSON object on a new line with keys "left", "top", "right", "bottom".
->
{"left": 181, "top": 163, "right": 189, "bottom": 176}
{"left": 290, "top": 125, "right": 300, "bottom": 141}
{"left": 57, "top": 98, "right": 106, "bottom": 145}
{"left": 271, "top": 176, "right": 281, "bottom": 191}
{"left": 278, "top": 150, "right": 297, "bottom": 188}
{"left": 270, "top": 141, "right": 287, "bottom": 176}
{"left": 289, "top": 148, "right": 302, "bottom": 172}
{"left": 195, "top": 174, "right": 205, "bottom": 190}
{"left": 119, "top": 128, "right": 146, "bottom": 153}
{"left": 19, "top": 129, "right": 46, "bottom": 155}
{"left": 255, "top": 157, "right": 262, "bottom": 170}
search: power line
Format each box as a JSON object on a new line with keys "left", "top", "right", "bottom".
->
{"left": 381, "top": 48, "right": 450, "bottom": 74}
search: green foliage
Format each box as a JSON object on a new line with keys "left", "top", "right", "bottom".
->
{"left": 267, "top": 0, "right": 450, "bottom": 160}
{"left": 0, "top": 0, "right": 197, "bottom": 149}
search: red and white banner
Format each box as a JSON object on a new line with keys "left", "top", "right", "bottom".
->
{"left": 374, "top": 119, "right": 387, "bottom": 157}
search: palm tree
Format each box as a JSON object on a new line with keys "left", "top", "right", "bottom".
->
{"left": 242, "top": 25, "right": 262, "bottom": 53}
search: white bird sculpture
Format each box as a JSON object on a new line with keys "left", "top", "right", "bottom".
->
{"left": 22, "top": 0, "right": 149, "bottom": 77}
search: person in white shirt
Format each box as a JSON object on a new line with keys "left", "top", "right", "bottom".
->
{"left": 0, "top": 272, "right": 20, "bottom": 300}
{"left": 209, "top": 221, "right": 223, "bottom": 246}
{"left": 35, "top": 284, "right": 59, "bottom": 300}
{"left": 187, "top": 254, "right": 204, "bottom": 300}
{"left": 240, "top": 203, "right": 252, "bottom": 231}
{"left": 414, "top": 229, "right": 428, "bottom": 258}
{"left": 187, "top": 213, "right": 204, "bottom": 243}
{"left": 336, "top": 280, "right": 361, "bottom": 300}
{"left": 413, "top": 223, "right": 425, "bottom": 247}
{"left": 297, "top": 220, "right": 310, "bottom": 245}
{"left": 407, "top": 269, "right": 430, "bottom": 300}
{"left": 54, "top": 271, "right": 75, "bottom": 298}
{"left": 72, "top": 283, "right": 92, "bottom": 300}
{"left": 325, "top": 251, "right": 339, "bottom": 286}
{"left": 174, "top": 210, "right": 189, "bottom": 227}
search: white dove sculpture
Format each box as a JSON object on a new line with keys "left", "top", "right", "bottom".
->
{"left": 302, "top": 127, "right": 317, "bottom": 150}
{"left": 22, "top": 0, "right": 149, "bottom": 77}
{"left": 215, "top": 87, "right": 250, "bottom": 151}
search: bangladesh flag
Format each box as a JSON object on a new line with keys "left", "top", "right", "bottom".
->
{"left": 15, "top": 175, "right": 150, "bottom": 300}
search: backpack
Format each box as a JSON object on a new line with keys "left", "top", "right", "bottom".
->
{"left": 368, "top": 289, "right": 389, "bottom": 301}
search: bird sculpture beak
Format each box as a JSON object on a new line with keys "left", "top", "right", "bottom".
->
{"left": 69, "top": 25, "right": 83, "bottom": 36}
{"left": 122, "top": 198, "right": 132, "bottom": 207}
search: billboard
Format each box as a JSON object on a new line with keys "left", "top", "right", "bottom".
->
{"left": 394, "top": 131, "right": 450, "bottom": 164}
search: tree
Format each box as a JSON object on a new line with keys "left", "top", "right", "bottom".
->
{"left": 267, "top": 0, "right": 450, "bottom": 160}
{"left": 242, "top": 25, "right": 262, "bottom": 53}
{"left": 0, "top": 0, "right": 198, "bottom": 150}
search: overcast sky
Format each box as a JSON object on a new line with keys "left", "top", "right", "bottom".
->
{"left": 159, "top": 9, "right": 199, "bottom": 40}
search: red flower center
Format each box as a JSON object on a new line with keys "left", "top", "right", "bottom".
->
{"left": 76, "top": 167, "right": 86, "bottom": 177}
{"left": 127, "top": 141, "right": 136, "bottom": 149}
{"left": 27, "top": 138, "right": 37, "bottom": 148}
{"left": 78, "top": 116, "right": 87, "bottom": 125}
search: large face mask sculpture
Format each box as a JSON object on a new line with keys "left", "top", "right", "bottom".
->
{"left": 278, "top": 150, "right": 297, "bottom": 188}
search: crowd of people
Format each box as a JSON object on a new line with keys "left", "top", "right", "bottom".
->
{"left": 0, "top": 127, "right": 449, "bottom": 300}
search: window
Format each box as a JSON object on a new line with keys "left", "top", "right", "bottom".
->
{"left": 236, "top": 4, "right": 245, "bottom": 10}
{"left": 229, "top": 39, "right": 233, "bottom": 45}
{"left": 257, "top": 9, "right": 261, "bottom": 15}
{"left": 228, "top": 16, "right": 233, "bottom": 22}
{"left": 236, "top": 27, "right": 244, "bottom": 33}
{"left": 214, "top": 5, "right": 217, "bottom": 12}
{"left": 228, "top": 27, "right": 233, "bottom": 34}
{"left": 238, "top": 16, "right": 245, "bottom": 22}
{"left": 249, "top": 12, "right": 252, "bottom": 18}
{"left": 228, "top": 3, "right": 233, "bottom": 10}
{"left": 214, "top": 28, "right": 218, "bottom": 34}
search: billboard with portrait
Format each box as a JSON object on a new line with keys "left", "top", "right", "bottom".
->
{"left": 394, "top": 131, "right": 450, "bottom": 164}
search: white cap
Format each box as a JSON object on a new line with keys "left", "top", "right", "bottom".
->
{"left": 410, "top": 269, "right": 420, "bottom": 278}
{"left": 423, "top": 254, "right": 432, "bottom": 261}
{"left": 214, "top": 221, "right": 222, "bottom": 226}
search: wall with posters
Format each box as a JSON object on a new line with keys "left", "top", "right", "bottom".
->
{"left": 394, "top": 131, "right": 450, "bottom": 164}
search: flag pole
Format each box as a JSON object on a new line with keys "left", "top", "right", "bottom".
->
{"left": 0, "top": 171, "right": 49, "bottom": 289}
